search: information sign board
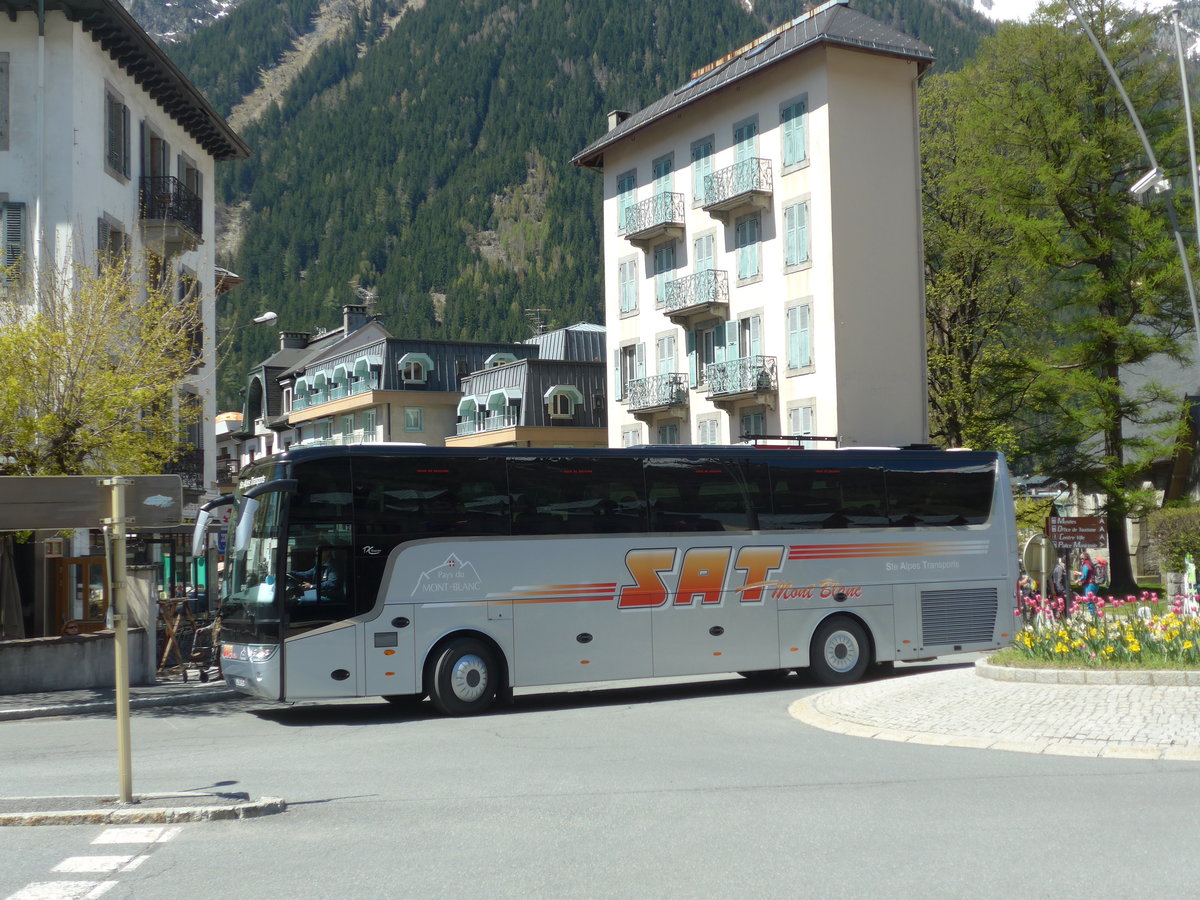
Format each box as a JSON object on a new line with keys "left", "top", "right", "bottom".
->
{"left": 1046, "top": 515, "right": 1106, "bottom": 550}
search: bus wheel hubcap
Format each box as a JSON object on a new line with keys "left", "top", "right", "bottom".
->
{"left": 825, "top": 632, "right": 858, "bottom": 672}
{"left": 450, "top": 654, "right": 488, "bottom": 701}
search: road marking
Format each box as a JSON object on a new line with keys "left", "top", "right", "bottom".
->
{"left": 51, "top": 859, "right": 132, "bottom": 875}
{"left": 91, "top": 826, "right": 181, "bottom": 845}
{"left": 5, "top": 882, "right": 117, "bottom": 900}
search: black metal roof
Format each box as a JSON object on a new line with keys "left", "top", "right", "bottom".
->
{"left": 6, "top": 0, "right": 249, "bottom": 161}
{"left": 572, "top": 1, "right": 933, "bottom": 170}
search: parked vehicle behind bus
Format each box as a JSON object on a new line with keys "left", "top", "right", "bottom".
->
{"left": 196, "top": 444, "right": 1018, "bottom": 715}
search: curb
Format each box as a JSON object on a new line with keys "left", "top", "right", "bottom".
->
{"left": 0, "top": 795, "right": 287, "bottom": 827}
{"left": 0, "top": 688, "right": 240, "bottom": 722}
{"left": 974, "top": 658, "right": 1200, "bottom": 686}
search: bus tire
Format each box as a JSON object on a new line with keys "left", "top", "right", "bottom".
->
{"left": 737, "top": 669, "right": 792, "bottom": 683}
{"left": 428, "top": 637, "right": 499, "bottom": 716}
{"left": 810, "top": 617, "right": 870, "bottom": 685}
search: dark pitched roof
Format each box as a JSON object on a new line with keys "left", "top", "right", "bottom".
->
{"left": 6, "top": 0, "right": 249, "bottom": 161}
{"left": 571, "top": 1, "right": 933, "bottom": 169}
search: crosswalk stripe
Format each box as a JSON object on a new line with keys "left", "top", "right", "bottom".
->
{"left": 91, "top": 826, "right": 181, "bottom": 845}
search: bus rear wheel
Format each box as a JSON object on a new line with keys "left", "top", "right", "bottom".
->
{"left": 810, "top": 617, "right": 870, "bottom": 685}
{"left": 428, "top": 637, "right": 499, "bottom": 716}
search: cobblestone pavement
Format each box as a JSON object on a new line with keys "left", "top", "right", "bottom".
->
{"left": 790, "top": 665, "right": 1200, "bottom": 761}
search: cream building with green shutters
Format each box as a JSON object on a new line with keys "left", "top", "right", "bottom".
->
{"left": 573, "top": 0, "right": 931, "bottom": 449}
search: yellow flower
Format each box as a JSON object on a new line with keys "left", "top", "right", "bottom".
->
{"left": 1184, "top": 640, "right": 1194, "bottom": 650}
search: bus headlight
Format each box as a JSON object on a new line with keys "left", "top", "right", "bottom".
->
{"left": 221, "top": 644, "right": 278, "bottom": 662}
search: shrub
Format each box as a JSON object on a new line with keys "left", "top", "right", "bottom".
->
{"left": 1144, "top": 505, "right": 1200, "bottom": 573}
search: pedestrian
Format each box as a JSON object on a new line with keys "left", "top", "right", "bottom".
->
{"left": 1074, "top": 551, "right": 1097, "bottom": 615}
{"left": 1051, "top": 555, "right": 1069, "bottom": 610}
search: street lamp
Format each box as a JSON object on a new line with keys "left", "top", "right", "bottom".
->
{"left": 252, "top": 311, "right": 278, "bottom": 325}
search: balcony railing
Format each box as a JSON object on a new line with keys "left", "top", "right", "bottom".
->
{"left": 349, "top": 377, "right": 378, "bottom": 396}
{"left": 624, "top": 191, "right": 685, "bottom": 245}
{"left": 164, "top": 448, "right": 205, "bottom": 492}
{"left": 456, "top": 411, "right": 519, "bottom": 435}
{"left": 704, "top": 355, "right": 778, "bottom": 398}
{"left": 663, "top": 269, "right": 729, "bottom": 318}
{"left": 626, "top": 373, "right": 688, "bottom": 412}
{"left": 139, "top": 176, "right": 201, "bottom": 238}
{"left": 702, "top": 159, "right": 772, "bottom": 218}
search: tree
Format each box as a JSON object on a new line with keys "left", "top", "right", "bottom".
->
{"left": 946, "top": 0, "right": 1192, "bottom": 593}
{"left": 0, "top": 255, "right": 204, "bottom": 476}
{"left": 921, "top": 70, "right": 1042, "bottom": 457}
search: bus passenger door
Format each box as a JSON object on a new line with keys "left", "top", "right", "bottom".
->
{"left": 284, "top": 623, "right": 360, "bottom": 698}
{"left": 364, "top": 607, "right": 418, "bottom": 696}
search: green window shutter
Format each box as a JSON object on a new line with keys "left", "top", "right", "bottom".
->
{"left": 1, "top": 202, "right": 24, "bottom": 281}
{"left": 613, "top": 349, "right": 623, "bottom": 401}
{"left": 799, "top": 305, "right": 812, "bottom": 367}
{"left": 686, "top": 330, "right": 698, "bottom": 387}
{"left": 782, "top": 101, "right": 806, "bottom": 167}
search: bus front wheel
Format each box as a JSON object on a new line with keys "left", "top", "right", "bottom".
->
{"left": 810, "top": 617, "right": 870, "bottom": 685}
{"left": 428, "top": 637, "right": 499, "bottom": 716}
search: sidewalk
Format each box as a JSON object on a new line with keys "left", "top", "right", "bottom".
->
{"left": 0, "top": 671, "right": 240, "bottom": 721}
{"left": 790, "top": 661, "right": 1200, "bottom": 761}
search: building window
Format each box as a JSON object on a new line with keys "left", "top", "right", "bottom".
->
{"left": 404, "top": 408, "right": 423, "bottom": 432}
{"left": 734, "top": 117, "right": 758, "bottom": 163}
{"left": 691, "top": 136, "right": 714, "bottom": 207}
{"left": 104, "top": 88, "right": 131, "bottom": 180}
{"left": 616, "top": 170, "right": 636, "bottom": 234}
{"left": 484, "top": 352, "right": 518, "bottom": 368}
{"left": 621, "top": 426, "right": 642, "bottom": 448}
{"left": 740, "top": 408, "right": 766, "bottom": 441}
{"left": 788, "top": 403, "right": 815, "bottom": 449}
{"left": 96, "top": 216, "right": 129, "bottom": 271}
{"left": 653, "top": 241, "right": 675, "bottom": 309}
{"left": 618, "top": 257, "right": 638, "bottom": 314}
{"left": 697, "top": 418, "right": 721, "bottom": 445}
{"left": 363, "top": 408, "right": 378, "bottom": 441}
{"left": 656, "top": 333, "right": 677, "bottom": 375}
{"left": 616, "top": 343, "right": 645, "bottom": 400}
{"left": 784, "top": 201, "right": 810, "bottom": 269}
{"left": 341, "top": 414, "right": 355, "bottom": 438}
{"left": 689, "top": 322, "right": 719, "bottom": 387}
{"left": 735, "top": 214, "right": 760, "bottom": 282}
{"left": 1, "top": 201, "right": 25, "bottom": 284}
{"left": 545, "top": 385, "right": 584, "bottom": 419}
{"left": 399, "top": 352, "right": 433, "bottom": 384}
{"left": 781, "top": 98, "right": 807, "bottom": 170}
{"left": 282, "top": 387, "right": 293, "bottom": 413}
{"left": 551, "top": 394, "right": 572, "bottom": 417}
{"left": 652, "top": 153, "right": 673, "bottom": 194}
{"left": 739, "top": 314, "right": 762, "bottom": 360}
{"left": 786, "top": 303, "right": 813, "bottom": 372}
{"left": 694, "top": 232, "right": 715, "bottom": 273}
{"left": 657, "top": 422, "right": 680, "bottom": 445}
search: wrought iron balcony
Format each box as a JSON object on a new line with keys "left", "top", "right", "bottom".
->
{"left": 702, "top": 159, "right": 772, "bottom": 221}
{"left": 663, "top": 269, "right": 729, "bottom": 321}
{"left": 626, "top": 373, "right": 688, "bottom": 413}
{"left": 704, "top": 355, "right": 778, "bottom": 399}
{"left": 164, "top": 448, "right": 205, "bottom": 492}
{"left": 139, "top": 176, "right": 202, "bottom": 251}
{"left": 624, "top": 191, "right": 685, "bottom": 247}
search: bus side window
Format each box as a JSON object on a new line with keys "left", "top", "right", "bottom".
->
{"left": 644, "top": 458, "right": 753, "bottom": 532}
{"left": 508, "top": 456, "right": 647, "bottom": 536}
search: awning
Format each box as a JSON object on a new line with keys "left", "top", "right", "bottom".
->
{"left": 487, "top": 387, "right": 521, "bottom": 410}
{"left": 398, "top": 352, "right": 434, "bottom": 370}
{"left": 485, "top": 352, "right": 519, "bottom": 368}
{"left": 457, "top": 395, "right": 483, "bottom": 416}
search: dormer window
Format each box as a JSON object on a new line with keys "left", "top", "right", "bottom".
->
{"left": 399, "top": 352, "right": 434, "bottom": 384}
{"left": 485, "top": 352, "right": 518, "bottom": 369}
{"left": 544, "top": 385, "right": 584, "bottom": 420}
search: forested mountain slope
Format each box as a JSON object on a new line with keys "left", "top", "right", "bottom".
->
{"left": 162, "top": 0, "right": 995, "bottom": 407}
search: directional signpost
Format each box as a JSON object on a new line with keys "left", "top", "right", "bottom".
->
{"left": 0, "top": 475, "right": 183, "bottom": 803}
{"left": 1046, "top": 515, "right": 1107, "bottom": 552}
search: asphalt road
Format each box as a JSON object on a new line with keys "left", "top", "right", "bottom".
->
{"left": 3, "top": 664, "right": 1199, "bottom": 899}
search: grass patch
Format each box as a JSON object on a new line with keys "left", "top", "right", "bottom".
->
{"left": 989, "top": 647, "right": 1198, "bottom": 671}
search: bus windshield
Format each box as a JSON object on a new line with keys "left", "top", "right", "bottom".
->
{"left": 220, "top": 489, "right": 284, "bottom": 644}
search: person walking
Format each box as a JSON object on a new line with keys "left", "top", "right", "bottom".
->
{"left": 1051, "top": 555, "right": 1069, "bottom": 616}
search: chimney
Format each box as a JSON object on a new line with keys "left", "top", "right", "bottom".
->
{"left": 279, "top": 331, "right": 309, "bottom": 350}
{"left": 607, "top": 109, "right": 631, "bottom": 131}
{"left": 343, "top": 304, "right": 369, "bottom": 335}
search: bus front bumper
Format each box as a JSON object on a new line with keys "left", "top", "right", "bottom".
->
{"left": 220, "top": 646, "right": 282, "bottom": 701}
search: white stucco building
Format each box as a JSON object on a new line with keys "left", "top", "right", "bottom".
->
{"left": 0, "top": 0, "right": 248, "bottom": 510}
{"left": 572, "top": 0, "right": 931, "bottom": 449}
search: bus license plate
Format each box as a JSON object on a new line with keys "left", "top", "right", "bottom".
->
{"left": 232, "top": 677, "right": 247, "bottom": 688}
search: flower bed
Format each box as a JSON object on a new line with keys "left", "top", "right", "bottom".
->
{"left": 1005, "top": 593, "right": 1200, "bottom": 668}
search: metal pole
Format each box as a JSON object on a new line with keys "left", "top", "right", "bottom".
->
{"left": 1171, "top": 7, "right": 1200, "bottom": 359}
{"left": 104, "top": 476, "right": 134, "bottom": 804}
